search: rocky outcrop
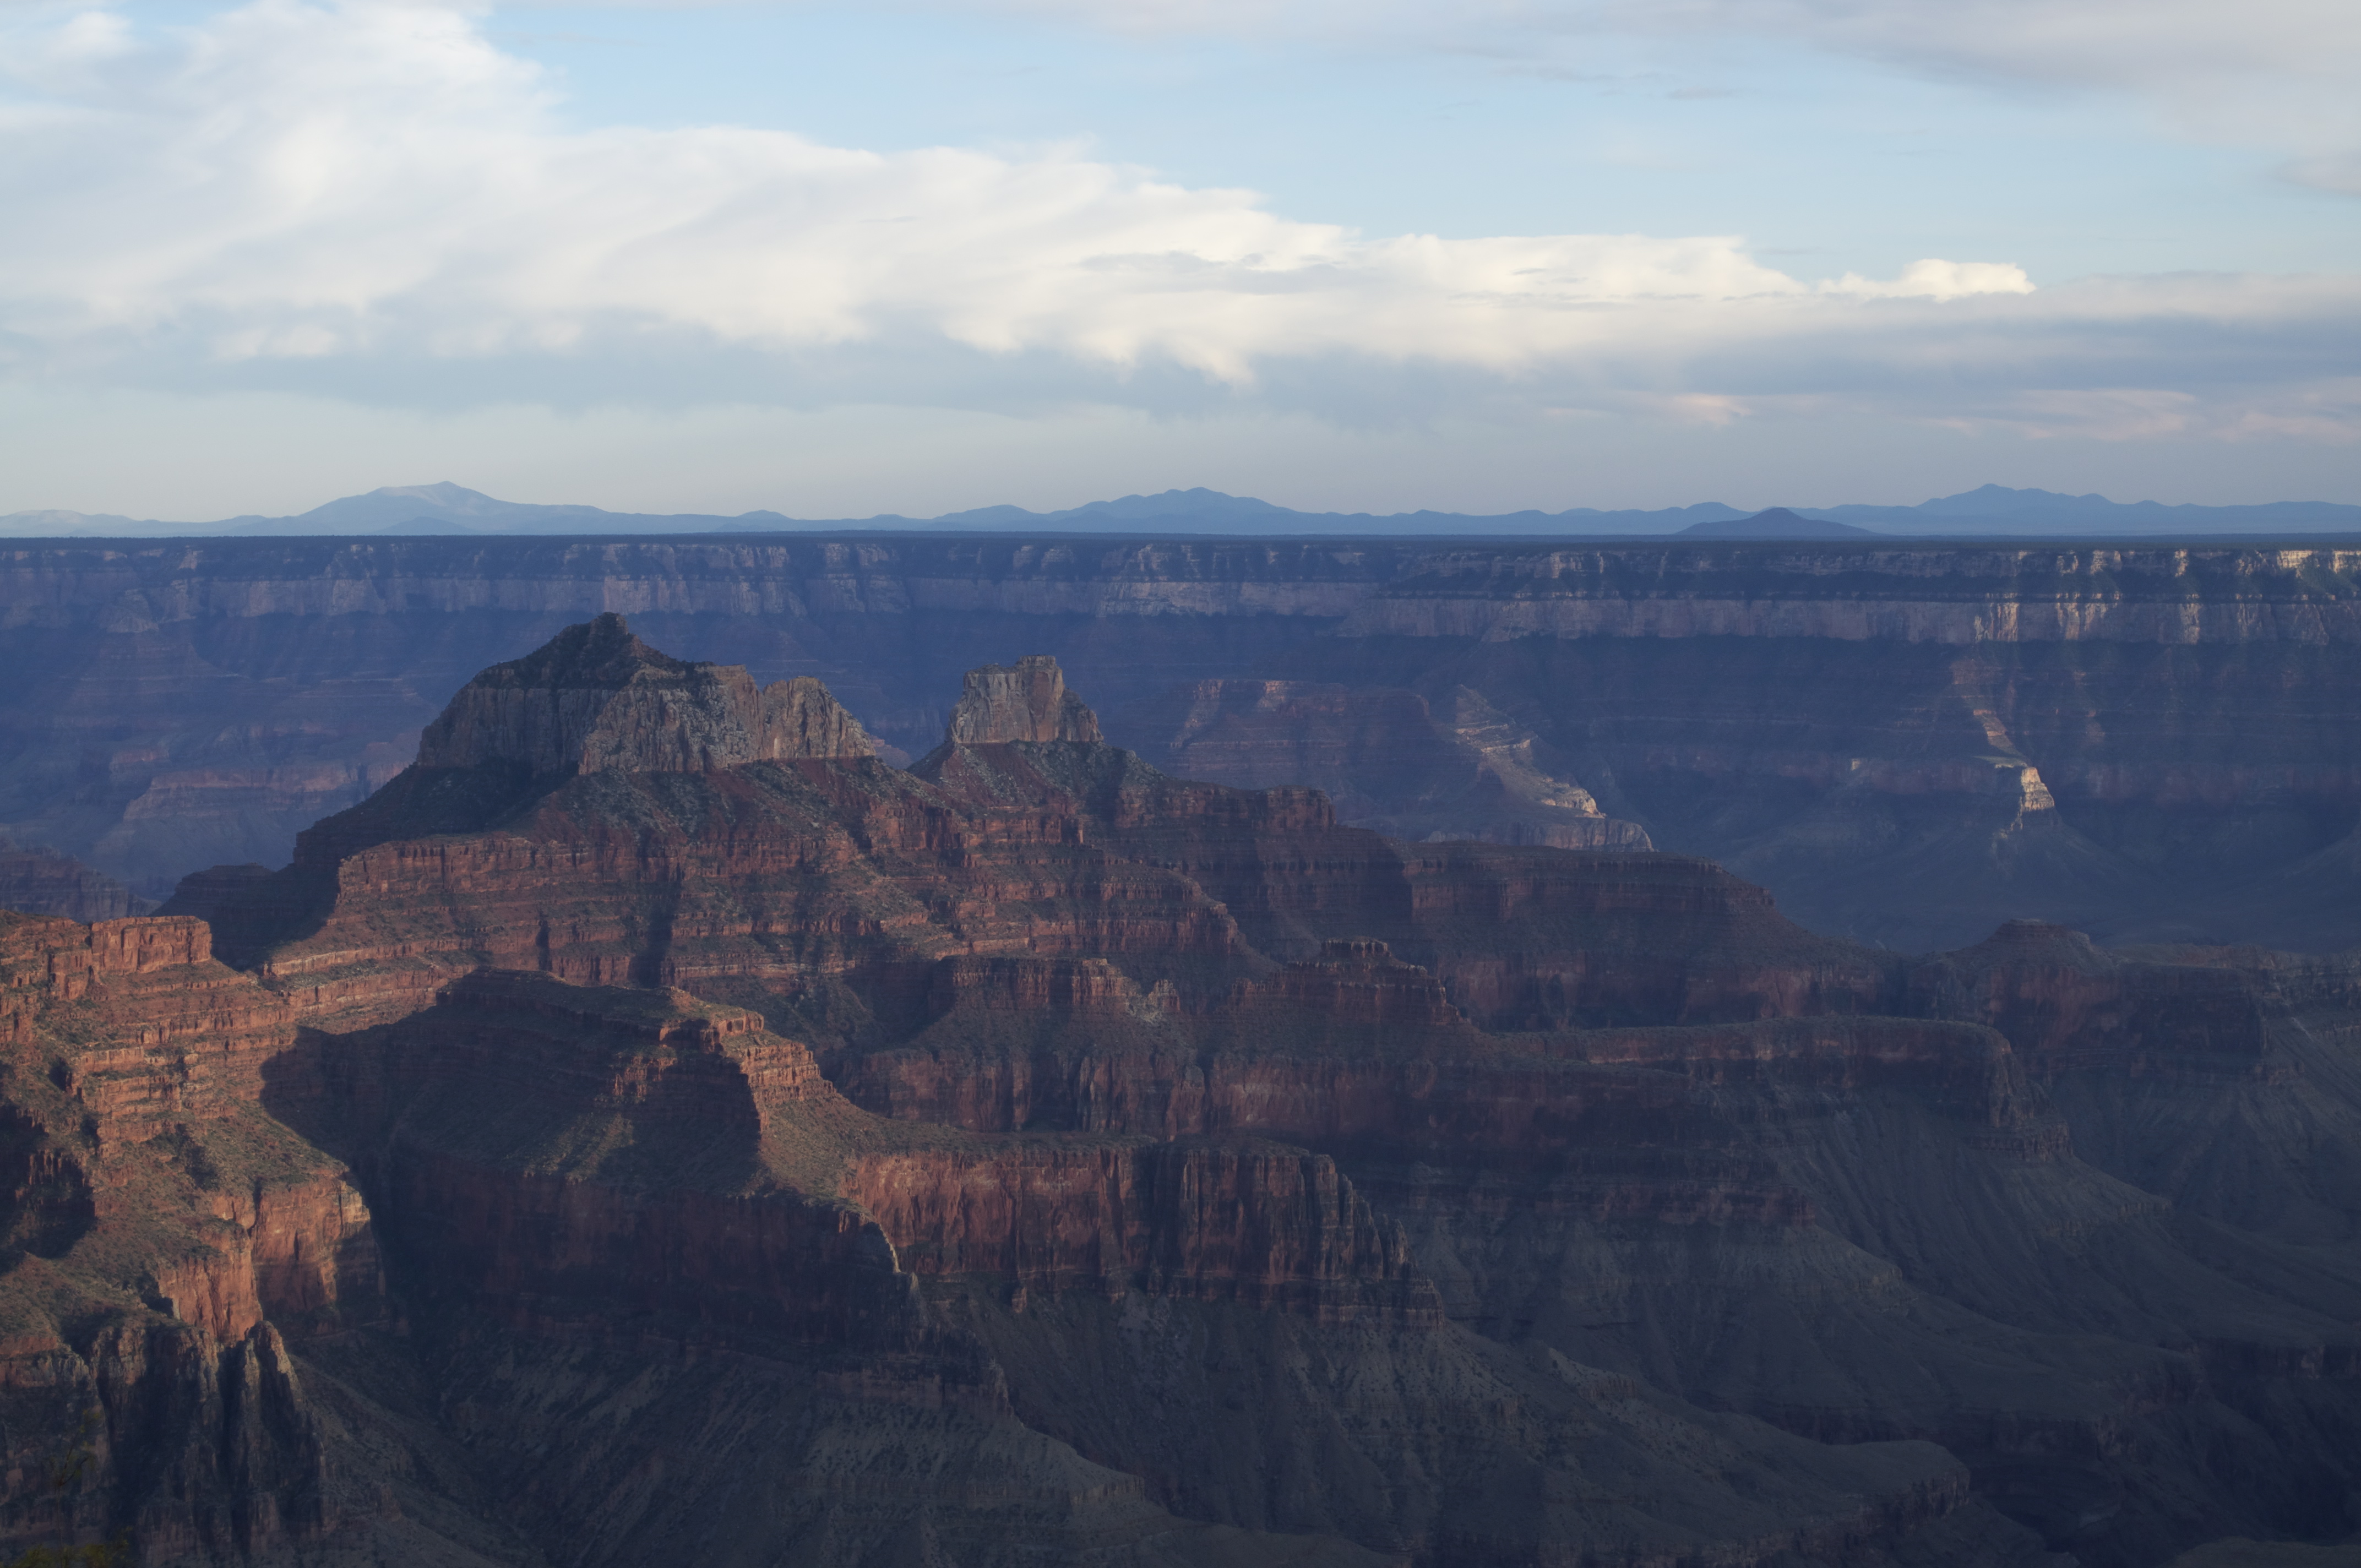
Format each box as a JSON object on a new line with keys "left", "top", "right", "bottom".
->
{"left": 0, "top": 840, "right": 154, "bottom": 922}
{"left": 842, "top": 1139, "right": 1441, "bottom": 1324}
{"left": 943, "top": 655, "right": 1102, "bottom": 744}
{"left": 1908, "top": 918, "right": 2273, "bottom": 1070}
{"left": 0, "top": 911, "right": 382, "bottom": 1561}
{"left": 416, "top": 611, "right": 874, "bottom": 775}
{"left": 275, "top": 970, "right": 1435, "bottom": 1336}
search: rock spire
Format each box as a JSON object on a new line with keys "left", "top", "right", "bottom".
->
{"left": 416, "top": 613, "right": 875, "bottom": 775}
{"left": 944, "top": 655, "right": 1102, "bottom": 745}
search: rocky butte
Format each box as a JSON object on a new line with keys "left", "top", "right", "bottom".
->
{"left": 0, "top": 613, "right": 2353, "bottom": 1566}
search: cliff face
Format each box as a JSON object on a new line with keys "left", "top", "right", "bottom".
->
{"left": 0, "top": 911, "right": 380, "bottom": 1561}
{"left": 256, "top": 967, "right": 1993, "bottom": 1568}
{"left": 1337, "top": 544, "right": 2361, "bottom": 645}
{"left": 829, "top": 919, "right": 2361, "bottom": 1568}
{"left": 0, "top": 840, "right": 154, "bottom": 923}
{"left": 942, "top": 655, "right": 1103, "bottom": 745}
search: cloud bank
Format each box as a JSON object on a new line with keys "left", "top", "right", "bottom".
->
{"left": 0, "top": 0, "right": 2353, "bottom": 449}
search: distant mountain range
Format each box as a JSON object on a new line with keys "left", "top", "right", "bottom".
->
{"left": 1675, "top": 507, "right": 1879, "bottom": 540}
{"left": 4, "top": 480, "right": 2358, "bottom": 538}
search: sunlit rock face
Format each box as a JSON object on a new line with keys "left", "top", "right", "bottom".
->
{"left": 943, "top": 654, "right": 1102, "bottom": 745}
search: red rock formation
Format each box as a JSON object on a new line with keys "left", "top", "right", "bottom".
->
{"left": 326, "top": 970, "right": 1433, "bottom": 1329}
{"left": 1908, "top": 917, "right": 2272, "bottom": 1070}
{"left": 0, "top": 840, "right": 153, "bottom": 923}
{"left": 842, "top": 1139, "right": 1439, "bottom": 1324}
{"left": 943, "top": 655, "right": 1102, "bottom": 744}
{"left": 0, "top": 911, "right": 379, "bottom": 1559}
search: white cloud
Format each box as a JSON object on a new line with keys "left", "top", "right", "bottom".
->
{"left": 0, "top": 0, "right": 2353, "bottom": 453}
{"left": 0, "top": 1, "right": 2012, "bottom": 374}
{"left": 1820, "top": 260, "right": 2034, "bottom": 301}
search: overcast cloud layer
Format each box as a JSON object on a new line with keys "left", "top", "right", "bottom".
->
{"left": 0, "top": 0, "right": 2354, "bottom": 515}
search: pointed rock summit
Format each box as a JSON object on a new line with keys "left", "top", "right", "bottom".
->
{"left": 944, "top": 655, "right": 1102, "bottom": 744}
{"left": 417, "top": 612, "right": 875, "bottom": 775}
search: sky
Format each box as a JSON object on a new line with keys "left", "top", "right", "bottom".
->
{"left": 0, "top": 0, "right": 2356, "bottom": 519}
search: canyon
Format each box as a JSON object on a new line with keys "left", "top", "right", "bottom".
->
{"left": 0, "top": 614, "right": 2352, "bottom": 1562}
{"left": 2, "top": 536, "right": 2360, "bottom": 951}
{"left": 0, "top": 541, "right": 2353, "bottom": 1564}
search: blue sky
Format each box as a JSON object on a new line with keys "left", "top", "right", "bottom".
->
{"left": 1, "top": 0, "right": 2355, "bottom": 519}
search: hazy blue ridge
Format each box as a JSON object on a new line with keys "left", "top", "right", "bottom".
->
{"left": 4, "top": 481, "right": 2359, "bottom": 539}
{"left": 1676, "top": 508, "right": 1878, "bottom": 539}
{"left": 1790, "top": 483, "right": 2361, "bottom": 535}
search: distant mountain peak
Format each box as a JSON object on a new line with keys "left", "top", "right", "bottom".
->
{"left": 1918, "top": 484, "right": 2117, "bottom": 515}
{"left": 358, "top": 481, "right": 505, "bottom": 512}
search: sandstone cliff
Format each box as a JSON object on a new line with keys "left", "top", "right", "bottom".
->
{"left": 0, "top": 840, "right": 154, "bottom": 922}
{"left": 0, "top": 911, "right": 383, "bottom": 1562}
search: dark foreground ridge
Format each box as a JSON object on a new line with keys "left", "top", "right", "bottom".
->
{"left": 0, "top": 617, "right": 2351, "bottom": 1565}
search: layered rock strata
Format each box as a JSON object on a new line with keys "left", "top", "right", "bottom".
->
{"left": 0, "top": 911, "right": 380, "bottom": 1561}
{"left": 942, "top": 655, "right": 1103, "bottom": 745}
{"left": 1337, "top": 544, "right": 2361, "bottom": 645}
{"left": 416, "top": 610, "right": 876, "bottom": 774}
{"left": 258, "top": 968, "right": 1982, "bottom": 1567}
{"left": 0, "top": 618, "right": 2330, "bottom": 1565}
{"left": 0, "top": 839, "right": 154, "bottom": 922}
